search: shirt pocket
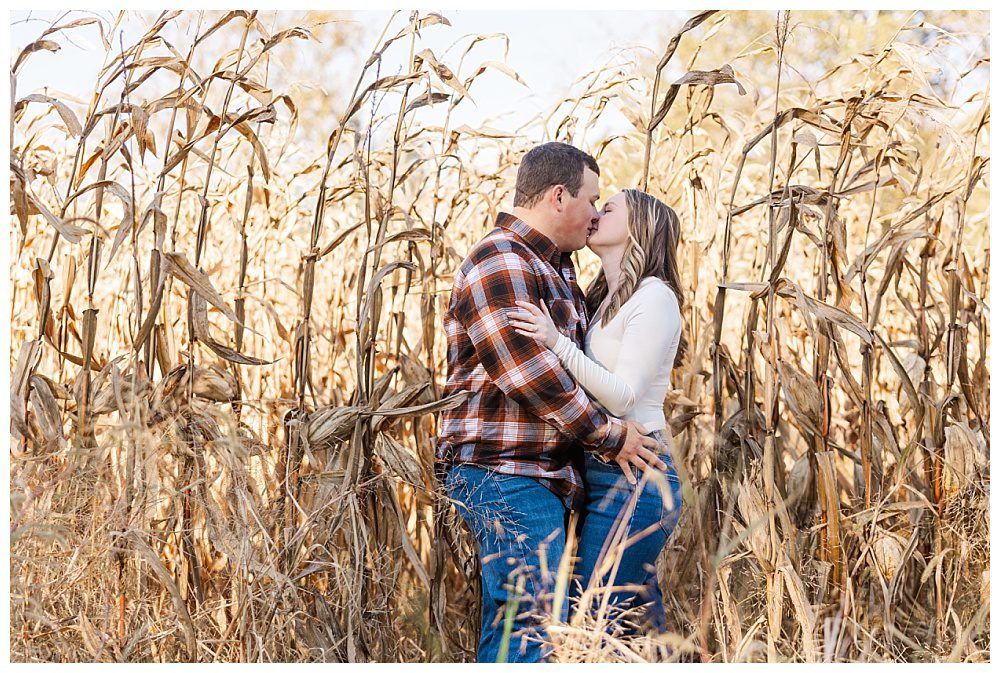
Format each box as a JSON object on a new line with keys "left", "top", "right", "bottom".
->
{"left": 547, "top": 297, "right": 582, "bottom": 338}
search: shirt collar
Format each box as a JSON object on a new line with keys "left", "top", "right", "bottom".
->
{"left": 496, "top": 212, "right": 563, "bottom": 267}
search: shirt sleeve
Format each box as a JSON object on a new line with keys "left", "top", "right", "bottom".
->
{"left": 451, "top": 245, "right": 627, "bottom": 455}
{"left": 551, "top": 282, "right": 681, "bottom": 417}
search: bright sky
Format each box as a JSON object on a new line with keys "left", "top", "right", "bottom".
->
{"left": 396, "top": 10, "right": 681, "bottom": 133}
{"left": 10, "top": 10, "right": 683, "bottom": 140}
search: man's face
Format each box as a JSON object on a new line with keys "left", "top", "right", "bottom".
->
{"left": 557, "top": 168, "right": 601, "bottom": 251}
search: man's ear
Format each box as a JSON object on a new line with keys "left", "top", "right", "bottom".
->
{"left": 550, "top": 185, "right": 565, "bottom": 211}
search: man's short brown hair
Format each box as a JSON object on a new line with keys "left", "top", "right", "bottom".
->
{"left": 513, "top": 142, "right": 600, "bottom": 208}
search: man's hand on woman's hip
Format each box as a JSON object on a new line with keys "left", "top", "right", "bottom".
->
{"left": 614, "top": 421, "right": 667, "bottom": 485}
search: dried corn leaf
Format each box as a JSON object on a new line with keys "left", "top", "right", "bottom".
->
{"left": 16, "top": 94, "right": 82, "bottom": 136}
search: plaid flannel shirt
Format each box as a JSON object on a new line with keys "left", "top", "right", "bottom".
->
{"left": 436, "top": 212, "right": 627, "bottom": 510}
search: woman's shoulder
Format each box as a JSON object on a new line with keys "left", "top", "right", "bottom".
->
{"left": 617, "top": 279, "right": 681, "bottom": 343}
{"left": 633, "top": 276, "right": 679, "bottom": 307}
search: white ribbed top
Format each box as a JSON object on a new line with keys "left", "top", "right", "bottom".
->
{"left": 552, "top": 277, "right": 681, "bottom": 431}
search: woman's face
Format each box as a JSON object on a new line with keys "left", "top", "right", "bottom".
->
{"left": 586, "top": 191, "right": 629, "bottom": 252}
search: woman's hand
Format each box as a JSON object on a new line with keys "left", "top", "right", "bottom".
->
{"left": 508, "top": 300, "right": 559, "bottom": 348}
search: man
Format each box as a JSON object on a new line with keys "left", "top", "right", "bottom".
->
{"left": 437, "top": 142, "right": 665, "bottom": 662}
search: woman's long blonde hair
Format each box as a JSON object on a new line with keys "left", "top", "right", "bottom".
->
{"left": 584, "top": 189, "right": 688, "bottom": 368}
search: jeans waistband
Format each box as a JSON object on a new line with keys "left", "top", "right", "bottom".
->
{"left": 645, "top": 428, "right": 673, "bottom": 454}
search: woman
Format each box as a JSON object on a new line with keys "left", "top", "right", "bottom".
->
{"left": 507, "top": 188, "right": 687, "bottom": 635}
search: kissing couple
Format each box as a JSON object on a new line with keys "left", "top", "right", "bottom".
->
{"left": 437, "top": 141, "right": 688, "bottom": 662}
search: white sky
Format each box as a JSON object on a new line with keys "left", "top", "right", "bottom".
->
{"left": 10, "top": 9, "right": 684, "bottom": 140}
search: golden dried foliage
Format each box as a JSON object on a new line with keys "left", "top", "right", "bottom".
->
{"left": 10, "top": 9, "right": 989, "bottom": 663}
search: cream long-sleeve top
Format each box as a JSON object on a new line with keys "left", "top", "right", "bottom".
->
{"left": 551, "top": 277, "right": 681, "bottom": 432}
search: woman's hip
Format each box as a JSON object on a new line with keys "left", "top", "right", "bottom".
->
{"left": 581, "top": 430, "right": 682, "bottom": 531}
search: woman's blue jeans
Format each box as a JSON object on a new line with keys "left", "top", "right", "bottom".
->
{"left": 572, "top": 430, "right": 682, "bottom": 634}
{"left": 445, "top": 464, "right": 569, "bottom": 663}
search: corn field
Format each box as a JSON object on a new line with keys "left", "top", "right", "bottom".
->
{"left": 9, "top": 9, "right": 989, "bottom": 662}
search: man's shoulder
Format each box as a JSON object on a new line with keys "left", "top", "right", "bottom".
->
{"left": 462, "top": 227, "right": 539, "bottom": 271}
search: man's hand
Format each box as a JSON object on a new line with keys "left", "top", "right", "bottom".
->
{"left": 614, "top": 421, "right": 666, "bottom": 485}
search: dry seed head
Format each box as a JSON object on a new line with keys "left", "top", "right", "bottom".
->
{"left": 86, "top": 378, "right": 116, "bottom": 416}
{"left": 785, "top": 453, "right": 812, "bottom": 509}
{"left": 31, "top": 373, "right": 70, "bottom": 400}
{"left": 736, "top": 480, "right": 773, "bottom": 567}
{"left": 902, "top": 353, "right": 926, "bottom": 385}
{"left": 899, "top": 353, "right": 926, "bottom": 413}
{"left": 191, "top": 366, "right": 236, "bottom": 403}
{"left": 89, "top": 372, "right": 143, "bottom": 416}
{"left": 872, "top": 533, "right": 905, "bottom": 582}
{"left": 399, "top": 353, "right": 432, "bottom": 387}
{"left": 150, "top": 365, "right": 189, "bottom": 410}
{"left": 872, "top": 410, "right": 898, "bottom": 458}
{"left": 375, "top": 433, "right": 423, "bottom": 485}
{"left": 306, "top": 405, "right": 362, "bottom": 447}
{"left": 779, "top": 361, "right": 821, "bottom": 429}
{"left": 942, "top": 422, "right": 977, "bottom": 497}
{"left": 161, "top": 419, "right": 195, "bottom": 457}
{"left": 236, "top": 423, "right": 270, "bottom": 456}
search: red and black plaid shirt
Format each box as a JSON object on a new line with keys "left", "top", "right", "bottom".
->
{"left": 436, "top": 212, "right": 627, "bottom": 509}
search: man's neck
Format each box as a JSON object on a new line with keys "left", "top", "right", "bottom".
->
{"left": 511, "top": 206, "right": 560, "bottom": 251}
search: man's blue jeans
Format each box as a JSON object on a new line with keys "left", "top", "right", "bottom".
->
{"left": 445, "top": 464, "right": 569, "bottom": 663}
{"left": 572, "top": 430, "right": 682, "bottom": 634}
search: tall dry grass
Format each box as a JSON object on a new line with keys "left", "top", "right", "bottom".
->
{"left": 9, "top": 9, "right": 989, "bottom": 662}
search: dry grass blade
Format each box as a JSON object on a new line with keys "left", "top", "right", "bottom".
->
{"left": 163, "top": 251, "right": 240, "bottom": 325}
{"left": 124, "top": 532, "right": 197, "bottom": 659}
